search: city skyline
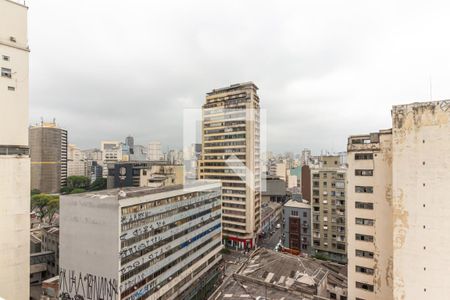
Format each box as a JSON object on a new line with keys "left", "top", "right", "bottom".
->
{"left": 29, "top": 0, "right": 450, "bottom": 153}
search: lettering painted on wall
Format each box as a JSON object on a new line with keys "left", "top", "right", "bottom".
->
{"left": 59, "top": 268, "right": 118, "bottom": 300}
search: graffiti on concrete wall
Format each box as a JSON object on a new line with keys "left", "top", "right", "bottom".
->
{"left": 59, "top": 268, "right": 118, "bottom": 300}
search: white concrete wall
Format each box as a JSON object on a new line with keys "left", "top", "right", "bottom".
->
{"left": 0, "top": 156, "right": 30, "bottom": 300}
{"left": 0, "top": 1, "right": 29, "bottom": 299}
{"left": 392, "top": 101, "right": 450, "bottom": 300}
{"left": 59, "top": 194, "right": 120, "bottom": 300}
{"left": 0, "top": 0, "right": 29, "bottom": 147}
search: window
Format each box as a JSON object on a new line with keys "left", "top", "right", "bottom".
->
{"left": 7, "top": 86, "right": 15, "bottom": 91}
{"left": 355, "top": 202, "right": 373, "bottom": 210}
{"left": 356, "top": 218, "right": 374, "bottom": 226}
{"left": 355, "top": 186, "right": 373, "bottom": 193}
{"left": 355, "top": 169, "right": 373, "bottom": 176}
{"left": 356, "top": 233, "right": 373, "bottom": 242}
{"left": 356, "top": 249, "right": 374, "bottom": 258}
{"left": 2, "top": 55, "right": 10, "bottom": 61}
{"left": 355, "top": 153, "right": 373, "bottom": 160}
{"left": 1, "top": 67, "right": 12, "bottom": 78}
{"left": 356, "top": 265, "right": 374, "bottom": 275}
{"left": 356, "top": 282, "right": 374, "bottom": 292}
{"left": 291, "top": 210, "right": 299, "bottom": 216}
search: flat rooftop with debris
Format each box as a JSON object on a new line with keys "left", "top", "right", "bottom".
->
{"left": 211, "top": 248, "right": 347, "bottom": 300}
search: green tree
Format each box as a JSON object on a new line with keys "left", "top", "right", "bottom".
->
{"left": 31, "top": 194, "right": 59, "bottom": 223}
{"left": 60, "top": 186, "right": 72, "bottom": 194}
{"left": 67, "top": 176, "right": 90, "bottom": 189}
{"left": 89, "top": 178, "right": 107, "bottom": 191}
{"left": 46, "top": 197, "right": 60, "bottom": 223}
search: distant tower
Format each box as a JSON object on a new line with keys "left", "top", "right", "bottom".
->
{"left": 125, "top": 135, "right": 134, "bottom": 154}
{"left": 148, "top": 141, "right": 162, "bottom": 161}
{"left": 29, "top": 121, "right": 68, "bottom": 193}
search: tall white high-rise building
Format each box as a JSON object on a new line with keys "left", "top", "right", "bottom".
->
{"left": 148, "top": 141, "right": 163, "bottom": 161}
{"left": 0, "top": 1, "right": 30, "bottom": 298}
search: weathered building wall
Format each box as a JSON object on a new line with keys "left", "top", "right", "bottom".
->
{"left": 59, "top": 194, "right": 120, "bottom": 300}
{"left": 347, "top": 131, "right": 393, "bottom": 300}
{"left": 0, "top": 1, "right": 30, "bottom": 299}
{"left": 0, "top": 157, "right": 30, "bottom": 300}
{"left": 392, "top": 101, "right": 450, "bottom": 300}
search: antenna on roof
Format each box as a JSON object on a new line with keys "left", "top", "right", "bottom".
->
{"left": 429, "top": 75, "right": 433, "bottom": 101}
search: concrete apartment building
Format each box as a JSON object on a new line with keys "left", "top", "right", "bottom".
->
{"left": 282, "top": 199, "right": 312, "bottom": 255}
{"left": 101, "top": 140, "right": 123, "bottom": 177}
{"left": 106, "top": 161, "right": 183, "bottom": 189}
{"left": 347, "top": 129, "right": 393, "bottom": 300}
{"left": 67, "top": 143, "right": 86, "bottom": 176}
{"left": 83, "top": 148, "right": 103, "bottom": 181}
{"left": 0, "top": 1, "right": 30, "bottom": 298}
{"left": 148, "top": 141, "right": 163, "bottom": 161}
{"left": 60, "top": 181, "right": 222, "bottom": 300}
{"left": 311, "top": 156, "right": 347, "bottom": 263}
{"left": 262, "top": 175, "right": 287, "bottom": 203}
{"left": 347, "top": 100, "right": 450, "bottom": 300}
{"left": 199, "top": 82, "right": 261, "bottom": 249}
{"left": 30, "top": 121, "right": 68, "bottom": 193}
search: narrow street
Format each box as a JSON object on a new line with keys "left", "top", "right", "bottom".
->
{"left": 258, "top": 221, "right": 282, "bottom": 250}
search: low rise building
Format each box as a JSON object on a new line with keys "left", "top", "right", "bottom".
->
{"left": 59, "top": 181, "right": 222, "bottom": 300}
{"left": 106, "top": 161, "right": 183, "bottom": 189}
{"left": 282, "top": 199, "right": 312, "bottom": 255}
{"left": 41, "top": 226, "right": 59, "bottom": 278}
{"left": 261, "top": 201, "right": 282, "bottom": 236}
{"left": 212, "top": 248, "right": 347, "bottom": 300}
{"left": 262, "top": 175, "right": 287, "bottom": 203}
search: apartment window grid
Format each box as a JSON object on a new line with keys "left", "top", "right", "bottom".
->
{"left": 119, "top": 190, "right": 222, "bottom": 298}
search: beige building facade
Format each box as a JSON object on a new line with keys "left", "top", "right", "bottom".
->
{"left": 347, "top": 130, "right": 394, "bottom": 300}
{"left": 199, "top": 82, "right": 261, "bottom": 249}
{"left": 347, "top": 100, "right": 450, "bottom": 300}
{"left": 0, "top": 0, "right": 30, "bottom": 298}
{"left": 392, "top": 101, "right": 450, "bottom": 299}
{"left": 67, "top": 143, "right": 86, "bottom": 177}
{"left": 310, "top": 155, "right": 347, "bottom": 263}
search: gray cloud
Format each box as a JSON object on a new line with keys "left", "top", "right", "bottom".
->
{"left": 29, "top": 0, "right": 450, "bottom": 154}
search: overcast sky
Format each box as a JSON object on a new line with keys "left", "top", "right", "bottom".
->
{"left": 29, "top": 0, "right": 450, "bottom": 154}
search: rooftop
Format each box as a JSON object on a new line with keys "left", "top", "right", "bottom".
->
{"left": 214, "top": 248, "right": 347, "bottom": 300}
{"left": 207, "top": 82, "right": 258, "bottom": 95}
{"left": 63, "top": 180, "right": 221, "bottom": 201}
{"left": 284, "top": 199, "right": 311, "bottom": 209}
{"left": 261, "top": 202, "right": 282, "bottom": 220}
